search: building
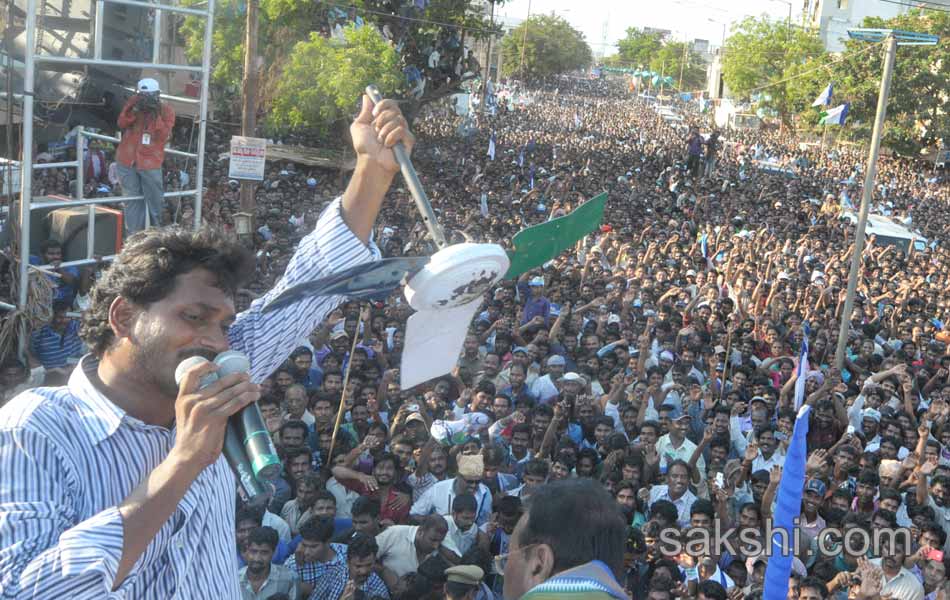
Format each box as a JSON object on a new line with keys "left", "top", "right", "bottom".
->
{"left": 690, "top": 39, "right": 713, "bottom": 64}
{"left": 804, "top": 0, "right": 947, "bottom": 52}
{"left": 471, "top": 1, "right": 522, "bottom": 82}
{"left": 643, "top": 27, "right": 672, "bottom": 40}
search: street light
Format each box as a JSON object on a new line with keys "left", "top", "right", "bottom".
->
{"left": 833, "top": 28, "right": 939, "bottom": 370}
{"left": 766, "top": 0, "right": 792, "bottom": 32}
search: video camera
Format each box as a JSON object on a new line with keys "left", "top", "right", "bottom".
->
{"left": 136, "top": 91, "right": 161, "bottom": 113}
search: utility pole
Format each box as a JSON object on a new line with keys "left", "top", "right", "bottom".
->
{"left": 480, "top": 0, "right": 495, "bottom": 111}
{"left": 239, "top": 0, "right": 259, "bottom": 218}
{"left": 678, "top": 37, "right": 688, "bottom": 90}
{"left": 834, "top": 35, "right": 896, "bottom": 369}
{"left": 518, "top": 0, "right": 531, "bottom": 79}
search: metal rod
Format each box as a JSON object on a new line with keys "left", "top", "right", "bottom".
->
{"left": 193, "top": 0, "right": 216, "bottom": 230}
{"left": 32, "top": 161, "right": 79, "bottom": 170}
{"left": 0, "top": 300, "right": 16, "bottom": 312}
{"left": 43, "top": 254, "right": 117, "bottom": 269}
{"left": 19, "top": 0, "right": 37, "bottom": 311}
{"left": 34, "top": 55, "right": 203, "bottom": 73}
{"left": 364, "top": 84, "right": 447, "bottom": 250}
{"left": 101, "top": 0, "right": 210, "bottom": 16}
{"left": 152, "top": 9, "right": 162, "bottom": 63}
{"left": 30, "top": 189, "right": 197, "bottom": 210}
{"left": 120, "top": 86, "right": 201, "bottom": 104}
{"left": 94, "top": 0, "right": 104, "bottom": 60}
{"left": 835, "top": 35, "right": 897, "bottom": 370}
{"left": 76, "top": 126, "right": 97, "bottom": 260}
{"left": 81, "top": 130, "right": 197, "bottom": 158}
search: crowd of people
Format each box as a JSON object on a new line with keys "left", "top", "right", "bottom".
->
{"left": 5, "top": 73, "right": 950, "bottom": 600}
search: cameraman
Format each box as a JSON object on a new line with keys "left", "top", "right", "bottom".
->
{"left": 116, "top": 78, "right": 175, "bottom": 234}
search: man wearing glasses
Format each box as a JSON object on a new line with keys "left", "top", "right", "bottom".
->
{"left": 410, "top": 454, "right": 493, "bottom": 527}
{"left": 498, "top": 479, "right": 629, "bottom": 599}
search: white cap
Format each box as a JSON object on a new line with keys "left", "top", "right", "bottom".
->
{"left": 137, "top": 78, "right": 160, "bottom": 93}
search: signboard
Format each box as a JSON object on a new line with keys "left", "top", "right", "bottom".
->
{"left": 228, "top": 136, "right": 267, "bottom": 180}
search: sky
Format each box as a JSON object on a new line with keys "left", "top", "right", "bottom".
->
{"left": 496, "top": 0, "right": 796, "bottom": 55}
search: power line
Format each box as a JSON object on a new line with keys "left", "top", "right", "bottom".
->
{"left": 879, "top": 0, "right": 950, "bottom": 12}
{"left": 316, "top": 0, "right": 502, "bottom": 36}
{"left": 742, "top": 37, "right": 884, "bottom": 95}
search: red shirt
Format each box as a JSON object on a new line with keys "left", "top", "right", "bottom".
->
{"left": 116, "top": 95, "right": 175, "bottom": 170}
{"left": 340, "top": 478, "right": 410, "bottom": 524}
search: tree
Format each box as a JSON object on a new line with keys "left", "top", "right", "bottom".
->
{"left": 500, "top": 14, "right": 592, "bottom": 80}
{"left": 268, "top": 25, "right": 403, "bottom": 136}
{"left": 648, "top": 41, "right": 707, "bottom": 92}
{"left": 180, "top": 0, "right": 505, "bottom": 139}
{"left": 613, "top": 27, "right": 664, "bottom": 70}
{"left": 820, "top": 9, "right": 950, "bottom": 154}
{"left": 721, "top": 16, "right": 825, "bottom": 126}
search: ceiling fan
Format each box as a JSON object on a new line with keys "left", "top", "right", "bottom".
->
{"left": 264, "top": 85, "right": 606, "bottom": 390}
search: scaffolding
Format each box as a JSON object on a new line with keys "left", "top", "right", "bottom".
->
{"left": 9, "top": 0, "right": 215, "bottom": 320}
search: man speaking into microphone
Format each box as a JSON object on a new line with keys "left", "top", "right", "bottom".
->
{"left": 0, "top": 93, "right": 413, "bottom": 598}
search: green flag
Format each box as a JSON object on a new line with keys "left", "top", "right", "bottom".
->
{"left": 505, "top": 193, "right": 607, "bottom": 279}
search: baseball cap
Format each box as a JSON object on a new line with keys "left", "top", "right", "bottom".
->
{"left": 686, "top": 269, "right": 697, "bottom": 277}
{"left": 804, "top": 478, "right": 827, "bottom": 497}
{"left": 547, "top": 355, "right": 566, "bottom": 367}
{"left": 330, "top": 330, "right": 349, "bottom": 340}
{"left": 512, "top": 346, "right": 529, "bottom": 355}
{"left": 607, "top": 314, "right": 622, "bottom": 325}
{"left": 405, "top": 413, "right": 426, "bottom": 426}
{"left": 714, "top": 345, "right": 727, "bottom": 355}
{"left": 861, "top": 408, "right": 882, "bottom": 422}
{"left": 137, "top": 78, "right": 160, "bottom": 93}
{"left": 529, "top": 276, "right": 545, "bottom": 287}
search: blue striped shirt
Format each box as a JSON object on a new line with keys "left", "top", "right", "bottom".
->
{"left": 0, "top": 197, "right": 380, "bottom": 599}
{"left": 29, "top": 319, "right": 85, "bottom": 369}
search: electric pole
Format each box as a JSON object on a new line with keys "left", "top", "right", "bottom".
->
{"left": 239, "top": 0, "right": 259, "bottom": 217}
{"left": 480, "top": 0, "right": 495, "bottom": 110}
{"left": 518, "top": 0, "right": 531, "bottom": 78}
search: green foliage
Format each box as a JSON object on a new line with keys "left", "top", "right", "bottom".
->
{"left": 500, "top": 15, "right": 592, "bottom": 80}
{"left": 649, "top": 41, "right": 708, "bottom": 92}
{"left": 608, "top": 28, "right": 715, "bottom": 93}
{"left": 269, "top": 25, "right": 403, "bottom": 135}
{"left": 179, "top": 0, "right": 507, "bottom": 136}
{"left": 721, "top": 16, "right": 825, "bottom": 125}
{"left": 818, "top": 9, "right": 950, "bottom": 155}
{"left": 613, "top": 28, "right": 663, "bottom": 69}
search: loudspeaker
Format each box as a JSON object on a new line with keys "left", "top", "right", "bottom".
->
{"left": 47, "top": 206, "right": 124, "bottom": 262}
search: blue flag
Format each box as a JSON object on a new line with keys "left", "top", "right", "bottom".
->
{"left": 819, "top": 102, "right": 850, "bottom": 126}
{"left": 487, "top": 132, "right": 496, "bottom": 161}
{"left": 762, "top": 404, "right": 811, "bottom": 600}
{"left": 812, "top": 83, "right": 833, "bottom": 107}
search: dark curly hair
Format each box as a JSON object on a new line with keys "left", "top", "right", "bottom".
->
{"left": 80, "top": 226, "right": 254, "bottom": 357}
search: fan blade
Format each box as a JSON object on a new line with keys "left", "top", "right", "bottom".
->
{"left": 504, "top": 192, "right": 607, "bottom": 279}
{"left": 400, "top": 299, "right": 483, "bottom": 390}
{"left": 261, "top": 256, "right": 429, "bottom": 313}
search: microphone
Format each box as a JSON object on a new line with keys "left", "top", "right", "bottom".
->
{"left": 174, "top": 352, "right": 281, "bottom": 503}
{"left": 212, "top": 351, "right": 282, "bottom": 481}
